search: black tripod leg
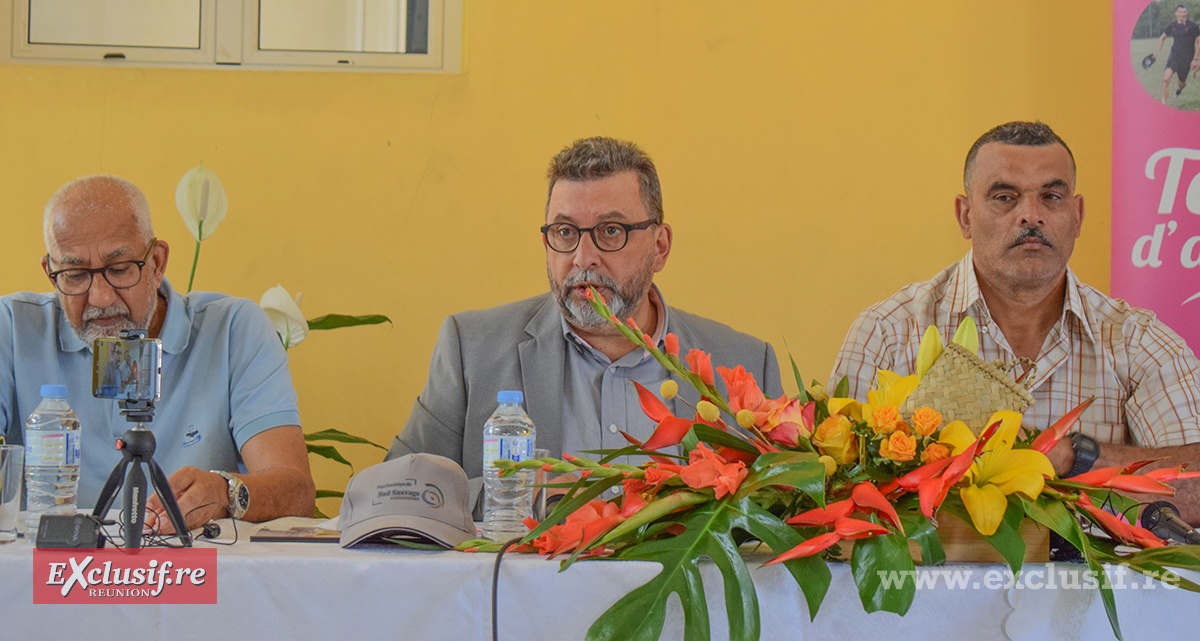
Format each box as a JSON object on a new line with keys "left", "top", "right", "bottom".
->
{"left": 124, "top": 461, "right": 147, "bottom": 549}
{"left": 148, "top": 458, "right": 192, "bottom": 547}
{"left": 92, "top": 452, "right": 133, "bottom": 518}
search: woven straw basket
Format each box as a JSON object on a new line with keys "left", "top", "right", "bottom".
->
{"left": 900, "top": 342, "right": 1034, "bottom": 433}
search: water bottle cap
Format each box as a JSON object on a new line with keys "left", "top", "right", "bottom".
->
{"left": 496, "top": 390, "right": 524, "bottom": 404}
{"left": 40, "top": 384, "right": 68, "bottom": 398}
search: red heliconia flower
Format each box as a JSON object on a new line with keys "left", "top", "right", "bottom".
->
{"left": 786, "top": 499, "right": 856, "bottom": 527}
{"left": 1144, "top": 465, "right": 1200, "bottom": 483}
{"left": 1029, "top": 397, "right": 1095, "bottom": 453}
{"left": 851, "top": 482, "right": 903, "bottom": 532}
{"left": 764, "top": 532, "right": 842, "bottom": 565}
{"left": 834, "top": 517, "right": 891, "bottom": 540}
{"left": 1075, "top": 493, "right": 1165, "bottom": 549}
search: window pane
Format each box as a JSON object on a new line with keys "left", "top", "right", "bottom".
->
{"left": 28, "top": 0, "right": 202, "bottom": 49}
{"left": 259, "top": 0, "right": 428, "bottom": 54}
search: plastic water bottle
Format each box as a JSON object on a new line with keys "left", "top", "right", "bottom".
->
{"left": 482, "top": 390, "right": 537, "bottom": 541}
{"left": 24, "top": 385, "right": 81, "bottom": 535}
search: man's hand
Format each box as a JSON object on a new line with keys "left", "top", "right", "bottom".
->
{"left": 1045, "top": 436, "right": 1076, "bottom": 478}
{"left": 144, "top": 466, "right": 230, "bottom": 535}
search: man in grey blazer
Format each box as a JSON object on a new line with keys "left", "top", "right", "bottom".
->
{"left": 387, "top": 137, "right": 782, "bottom": 483}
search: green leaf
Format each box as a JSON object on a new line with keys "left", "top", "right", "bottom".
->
{"left": 850, "top": 525, "right": 916, "bottom": 615}
{"left": 304, "top": 428, "right": 387, "bottom": 451}
{"left": 900, "top": 510, "right": 945, "bottom": 566}
{"left": 306, "top": 443, "right": 353, "bottom": 469}
{"left": 315, "top": 489, "right": 344, "bottom": 500}
{"left": 1073, "top": 515, "right": 1123, "bottom": 641}
{"left": 740, "top": 501, "right": 831, "bottom": 619}
{"left": 588, "top": 494, "right": 830, "bottom": 641}
{"left": 306, "top": 314, "right": 392, "bottom": 330}
{"left": 738, "top": 451, "right": 825, "bottom": 504}
{"left": 688, "top": 424, "right": 758, "bottom": 454}
{"left": 833, "top": 375, "right": 849, "bottom": 399}
{"left": 783, "top": 341, "right": 810, "bottom": 404}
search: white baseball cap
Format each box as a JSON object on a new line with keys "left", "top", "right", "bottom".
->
{"left": 338, "top": 453, "right": 476, "bottom": 548}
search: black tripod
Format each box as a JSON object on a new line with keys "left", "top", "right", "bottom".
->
{"left": 91, "top": 397, "right": 191, "bottom": 548}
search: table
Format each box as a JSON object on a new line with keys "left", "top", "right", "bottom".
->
{"left": 2, "top": 517, "right": 1198, "bottom": 641}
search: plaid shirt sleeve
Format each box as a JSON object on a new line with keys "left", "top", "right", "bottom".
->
{"left": 1123, "top": 313, "right": 1200, "bottom": 447}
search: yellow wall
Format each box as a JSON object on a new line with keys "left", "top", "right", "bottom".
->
{"left": 0, "top": 1, "right": 1113, "bottom": 514}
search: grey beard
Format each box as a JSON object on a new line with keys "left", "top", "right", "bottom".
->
{"left": 70, "top": 287, "right": 157, "bottom": 346}
{"left": 552, "top": 267, "right": 650, "bottom": 334}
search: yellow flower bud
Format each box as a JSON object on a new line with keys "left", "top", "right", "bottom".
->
{"left": 697, "top": 401, "right": 720, "bottom": 423}
{"left": 736, "top": 409, "right": 756, "bottom": 429}
{"left": 660, "top": 380, "right": 679, "bottom": 399}
{"left": 808, "top": 383, "right": 828, "bottom": 402}
{"left": 818, "top": 455, "right": 837, "bottom": 477}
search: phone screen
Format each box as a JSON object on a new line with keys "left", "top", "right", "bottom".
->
{"left": 91, "top": 337, "right": 162, "bottom": 402}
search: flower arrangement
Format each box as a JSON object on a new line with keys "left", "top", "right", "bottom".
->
{"left": 481, "top": 288, "right": 1200, "bottom": 641}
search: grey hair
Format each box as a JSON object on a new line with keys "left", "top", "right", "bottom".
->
{"left": 44, "top": 175, "right": 154, "bottom": 252}
{"left": 963, "top": 121, "right": 1076, "bottom": 192}
{"left": 545, "top": 137, "right": 664, "bottom": 223}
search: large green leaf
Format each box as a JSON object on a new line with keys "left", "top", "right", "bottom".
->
{"left": 850, "top": 525, "right": 916, "bottom": 615}
{"left": 900, "top": 510, "right": 945, "bottom": 566}
{"left": 304, "top": 428, "right": 387, "bottom": 451}
{"left": 737, "top": 451, "right": 825, "bottom": 504}
{"left": 586, "top": 494, "right": 832, "bottom": 641}
{"left": 306, "top": 313, "right": 392, "bottom": 330}
{"left": 315, "top": 489, "right": 344, "bottom": 500}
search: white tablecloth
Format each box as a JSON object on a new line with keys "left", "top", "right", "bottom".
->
{"left": 2, "top": 518, "right": 1198, "bottom": 641}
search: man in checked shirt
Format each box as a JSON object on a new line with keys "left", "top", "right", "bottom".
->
{"left": 831, "top": 121, "right": 1200, "bottom": 523}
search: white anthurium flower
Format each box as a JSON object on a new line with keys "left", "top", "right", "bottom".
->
{"left": 259, "top": 285, "right": 308, "bottom": 349}
{"left": 175, "top": 163, "right": 228, "bottom": 242}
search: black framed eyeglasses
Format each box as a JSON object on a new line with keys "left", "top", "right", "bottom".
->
{"left": 540, "top": 220, "right": 657, "bottom": 253}
{"left": 47, "top": 238, "right": 158, "bottom": 296}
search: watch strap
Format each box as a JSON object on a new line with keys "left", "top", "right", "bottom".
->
{"left": 1066, "top": 433, "right": 1099, "bottom": 478}
{"left": 210, "top": 470, "right": 249, "bottom": 519}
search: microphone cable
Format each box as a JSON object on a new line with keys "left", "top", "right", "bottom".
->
{"left": 491, "top": 536, "right": 522, "bottom": 641}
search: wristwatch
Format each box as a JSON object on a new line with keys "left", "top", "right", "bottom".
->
{"left": 1066, "top": 433, "right": 1099, "bottom": 478}
{"left": 211, "top": 470, "right": 250, "bottom": 519}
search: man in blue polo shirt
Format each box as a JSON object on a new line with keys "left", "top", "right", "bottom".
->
{"left": 0, "top": 175, "right": 315, "bottom": 532}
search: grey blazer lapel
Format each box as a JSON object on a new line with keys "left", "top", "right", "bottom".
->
{"left": 518, "top": 297, "right": 566, "bottom": 457}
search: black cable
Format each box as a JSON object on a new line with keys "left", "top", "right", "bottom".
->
{"left": 491, "top": 537, "right": 522, "bottom": 641}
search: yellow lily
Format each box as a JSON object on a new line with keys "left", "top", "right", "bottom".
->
{"left": 952, "top": 316, "right": 980, "bottom": 355}
{"left": 956, "top": 410, "right": 1055, "bottom": 536}
{"left": 826, "top": 397, "right": 862, "bottom": 421}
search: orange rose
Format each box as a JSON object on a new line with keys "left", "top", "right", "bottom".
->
{"left": 879, "top": 431, "right": 917, "bottom": 463}
{"left": 869, "top": 405, "right": 907, "bottom": 435}
{"left": 813, "top": 415, "right": 858, "bottom": 465}
{"left": 920, "top": 442, "right": 951, "bottom": 464}
{"left": 679, "top": 443, "right": 748, "bottom": 498}
{"left": 911, "top": 407, "right": 943, "bottom": 437}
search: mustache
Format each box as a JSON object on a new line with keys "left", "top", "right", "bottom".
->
{"left": 82, "top": 303, "right": 131, "bottom": 323}
{"left": 562, "top": 269, "right": 620, "bottom": 292}
{"left": 1011, "top": 227, "right": 1052, "bottom": 248}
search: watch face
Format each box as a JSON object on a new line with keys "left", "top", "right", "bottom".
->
{"left": 235, "top": 485, "right": 250, "bottom": 510}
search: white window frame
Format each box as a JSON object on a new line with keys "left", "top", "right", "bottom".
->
{"left": 1, "top": 0, "right": 462, "bottom": 73}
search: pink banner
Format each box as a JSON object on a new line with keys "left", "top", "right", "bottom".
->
{"left": 1113, "top": 1, "right": 1200, "bottom": 350}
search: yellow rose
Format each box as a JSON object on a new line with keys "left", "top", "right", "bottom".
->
{"left": 920, "top": 442, "right": 951, "bottom": 464}
{"left": 879, "top": 431, "right": 917, "bottom": 463}
{"left": 911, "top": 407, "right": 943, "bottom": 437}
{"left": 812, "top": 415, "right": 858, "bottom": 465}
{"left": 868, "top": 405, "right": 907, "bottom": 436}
